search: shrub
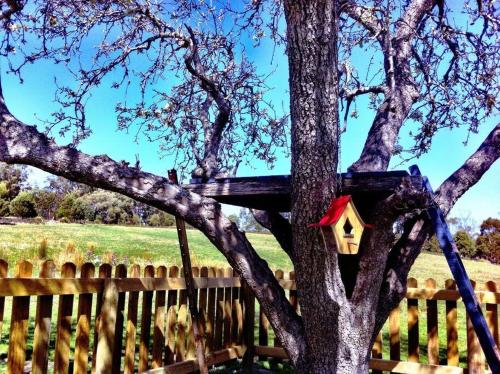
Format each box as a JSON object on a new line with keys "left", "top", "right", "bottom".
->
{"left": 148, "top": 213, "right": 161, "bottom": 227}
{"left": 148, "top": 212, "right": 175, "bottom": 227}
{"left": 0, "top": 198, "right": 9, "bottom": 216}
{"left": 130, "top": 214, "right": 141, "bottom": 226}
{"left": 422, "top": 235, "right": 440, "bottom": 253}
{"left": 32, "top": 216, "right": 45, "bottom": 224}
{"left": 476, "top": 218, "right": 500, "bottom": 264}
{"left": 454, "top": 230, "right": 476, "bottom": 258}
{"left": 9, "top": 191, "right": 37, "bottom": 218}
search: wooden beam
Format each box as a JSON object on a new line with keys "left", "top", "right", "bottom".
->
{"left": 183, "top": 171, "right": 422, "bottom": 211}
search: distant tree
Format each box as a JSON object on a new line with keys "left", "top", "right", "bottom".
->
{"left": 147, "top": 212, "right": 175, "bottom": 227}
{"left": 447, "top": 213, "right": 477, "bottom": 236}
{"left": 228, "top": 214, "right": 240, "bottom": 227}
{"left": 33, "top": 190, "right": 58, "bottom": 220}
{"left": 9, "top": 191, "right": 37, "bottom": 218}
{"left": 453, "top": 230, "right": 476, "bottom": 258}
{"left": 0, "top": 198, "right": 9, "bottom": 216}
{"left": 78, "top": 190, "right": 134, "bottom": 224}
{"left": 476, "top": 218, "right": 500, "bottom": 264}
{"left": 0, "top": 162, "right": 28, "bottom": 200}
{"left": 55, "top": 192, "right": 79, "bottom": 220}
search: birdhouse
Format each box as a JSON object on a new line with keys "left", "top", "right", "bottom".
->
{"left": 310, "top": 195, "right": 369, "bottom": 255}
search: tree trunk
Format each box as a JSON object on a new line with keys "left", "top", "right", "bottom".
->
{"left": 284, "top": 0, "right": 373, "bottom": 372}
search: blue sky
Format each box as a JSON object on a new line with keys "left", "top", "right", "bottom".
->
{"left": 2, "top": 16, "right": 498, "bottom": 229}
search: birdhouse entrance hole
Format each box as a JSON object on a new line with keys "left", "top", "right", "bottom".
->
{"left": 343, "top": 219, "right": 354, "bottom": 238}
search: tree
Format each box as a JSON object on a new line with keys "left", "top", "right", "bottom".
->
{"left": 9, "top": 191, "right": 37, "bottom": 218}
{"left": 0, "top": 1, "right": 499, "bottom": 372}
{"left": 476, "top": 218, "right": 500, "bottom": 264}
{"left": 453, "top": 230, "right": 476, "bottom": 258}
{"left": 239, "top": 208, "right": 268, "bottom": 233}
{"left": 33, "top": 190, "right": 58, "bottom": 220}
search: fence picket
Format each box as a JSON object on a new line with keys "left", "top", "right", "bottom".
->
{"left": 223, "top": 267, "right": 233, "bottom": 348}
{"left": 214, "top": 268, "right": 224, "bottom": 350}
{"left": 7, "top": 260, "right": 33, "bottom": 374}
{"left": 389, "top": 306, "right": 400, "bottom": 361}
{"left": 139, "top": 265, "right": 155, "bottom": 372}
{"left": 152, "top": 265, "right": 168, "bottom": 368}
{"left": 54, "top": 262, "right": 77, "bottom": 374}
{"left": 74, "top": 263, "right": 96, "bottom": 374}
{"left": 445, "top": 279, "right": 459, "bottom": 366}
{"left": 185, "top": 267, "right": 199, "bottom": 360}
{"left": 371, "top": 331, "right": 383, "bottom": 374}
{"left": 199, "top": 267, "right": 209, "bottom": 353}
{"left": 407, "top": 277, "right": 419, "bottom": 362}
{"left": 206, "top": 267, "right": 217, "bottom": 353}
{"left": 484, "top": 281, "right": 498, "bottom": 347}
{"left": 111, "top": 264, "right": 127, "bottom": 373}
{"left": 124, "top": 264, "right": 140, "bottom": 374}
{"left": 32, "top": 260, "right": 56, "bottom": 374}
{"left": 165, "top": 266, "right": 179, "bottom": 365}
{"left": 425, "top": 278, "right": 439, "bottom": 365}
{"left": 91, "top": 263, "right": 112, "bottom": 374}
{"left": 466, "top": 280, "right": 485, "bottom": 372}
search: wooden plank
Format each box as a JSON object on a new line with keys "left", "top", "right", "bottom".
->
{"left": 139, "top": 265, "right": 155, "bottom": 372}
{"left": 484, "top": 281, "right": 498, "bottom": 347}
{"left": 389, "top": 306, "right": 400, "bottom": 361}
{"left": 54, "top": 262, "right": 77, "bottom": 374}
{"left": 198, "top": 267, "right": 209, "bottom": 353}
{"left": 369, "top": 358, "right": 465, "bottom": 374}
{"left": 289, "top": 271, "right": 298, "bottom": 311}
{"left": 124, "top": 264, "right": 140, "bottom": 374}
{"left": 175, "top": 303, "right": 188, "bottom": 363}
{"left": 241, "top": 279, "right": 255, "bottom": 370}
{"left": 165, "top": 266, "right": 179, "bottom": 365}
{"left": 223, "top": 267, "right": 233, "bottom": 348}
{"left": 466, "top": 280, "right": 485, "bottom": 372}
{"left": 214, "top": 268, "right": 224, "bottom": 350}
{"left": 371, "top": 331, "right": 383, "bottom": 374}
{"left": 32, "top": 260, "right": 56, "bottom": 374}
{"left": 231, "top": 268, "right": 242, "bottom": 346}
{"left": 7, "top": 260, "right": 33, "bottom": 374}
{"left": 152, "top": 265, "right": 168, "bottom": 368}
{"left": 92, "top": 263, "right": 112, "bottom": 374}
{"left": 74, "top": 263, "right": 96, "bottom": 374}
{"left": 205, "top": 267, "right": 216, "bottom": 353}
{"left": 426, "top": 278, "right": 439, "bottom": 365}
{"left": 0, "top": 278, "right": 104, "bottom": 296}
{"left": 0, "top": 259, "right": 8, "bottom": 342}
{"left": 407, "top": 277, "right": 419, "bottom": 362}
{"left": 144, "top": 346, "right": 244, "bottom": 374}
{"left": 445, "top": 279, "right": 459, "bottom": 366}
{"left": 183, "top": 172, "right": 421, "bottom": 211}
{"left": 95, "top": 279, "right": 119, "bottom": 374}
{"left": 185, "top": 267, "right": 199, "bottom": 360}
{"left": 112, "top": 264, "right": 127, "bottom": 374}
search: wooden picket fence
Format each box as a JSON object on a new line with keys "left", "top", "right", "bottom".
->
{"left": 0, "top": 260, "right": 498, "bottom": 373}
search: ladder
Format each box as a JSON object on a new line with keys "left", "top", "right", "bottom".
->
{"left": 410, "top": 165, "right": 500, "bottom": 372}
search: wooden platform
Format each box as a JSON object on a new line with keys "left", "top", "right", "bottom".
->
{"left": 183, "top": 170, "right": 422, "bottom": 212}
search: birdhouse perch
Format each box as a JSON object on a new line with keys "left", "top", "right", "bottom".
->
{"left": 310, "top": 195, "right": 369, "bottom": 255}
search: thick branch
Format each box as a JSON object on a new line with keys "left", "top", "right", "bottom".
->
{"left": 0, "top": 87, "right": 306, "bottom": 363}
{"left": 251, "top": 209, "right": 294, "bottom": 262}
{"left": 349, "top": 0, "right": 438, "bottom": 172}
{"left": 341, "top": 1, "right": 384, "bottom": 40}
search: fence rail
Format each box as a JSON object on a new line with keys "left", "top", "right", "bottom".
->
{"left": 0, "top": 259, "right": 498, "bottom": 373}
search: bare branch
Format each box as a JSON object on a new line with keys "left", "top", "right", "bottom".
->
{"left": 341, "top": 1, "right": 384, "bottom": 40}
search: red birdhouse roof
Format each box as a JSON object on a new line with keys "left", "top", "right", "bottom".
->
{"left": 310, "top": 195, "right": 353, "bottom": 227}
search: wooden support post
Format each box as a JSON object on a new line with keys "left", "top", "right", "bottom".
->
{"left": 168, "top": 169, "right": 209, "bottom": 374}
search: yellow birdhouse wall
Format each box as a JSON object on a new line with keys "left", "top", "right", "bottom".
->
{"left": 324, "top": 201, "right": 365, "bottom": 255}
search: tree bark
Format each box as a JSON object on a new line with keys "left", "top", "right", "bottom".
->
{"left": 284, "top": 1, "right": 372, "bottom": 372}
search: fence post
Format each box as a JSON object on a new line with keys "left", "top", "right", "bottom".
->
{"left": 139, "top": 265, "right": 155, "bottom": 372}
{"left": 54, "top": 262, "right": 77, "bottom": 374}
{"left": 389, "top": 306, "right": 400, "bottom": 361}
{"left": 32, "top": 260, "right": 56, "bottom": 374}
{"left": 426, "top": 278, "right": 439, "bottom": 365}
{"left": 95, "top": 279, "right": 119, "bottom": 374}
{"left": 445, "top": 279, "right": 459, "bottom": 366}
{"left": 407, "top": 277, "right": 419, "bottom": 363}
{"left": 241, "top": 280, "right": 255, "bottom": 372}
{"left": 7, "top": 260, "right": 33, "bottom": 374}
{"left": 74, "top": 263, "right": 96, "bottom": 374}
{"left": 124, "top": 264, "right": 141, "bottom": 374}
{"left": 92, "top": 264, "right": 112, "bottom": 374}
{"left": 467, "top": 281, "right": 485, "bottom": 373}
{"left": 152, "top": 265, "right": 168, "bottom": 368}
